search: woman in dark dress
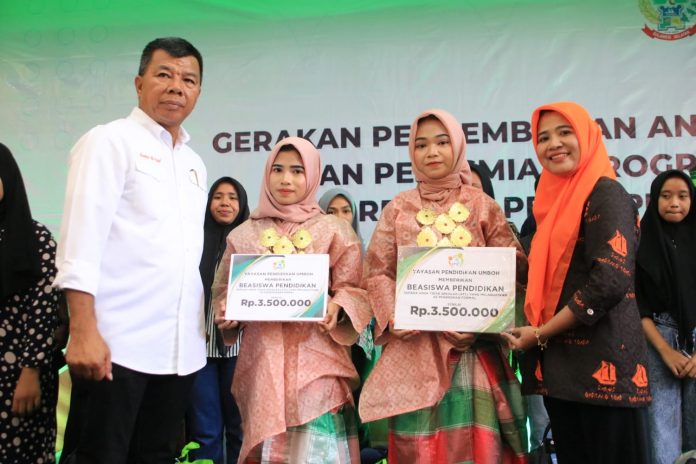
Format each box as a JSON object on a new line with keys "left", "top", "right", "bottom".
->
{"left": 502, "top": 102, "right": 651, "bottom": 464}
{"left": 0, "top": 143, "right": 62, "bottom": 463}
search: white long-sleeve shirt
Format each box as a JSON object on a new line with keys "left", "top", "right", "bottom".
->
{"left": 55, "top": 107, "right": 207, "bottom": 375}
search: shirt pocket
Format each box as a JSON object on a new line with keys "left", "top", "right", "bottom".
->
{"left": 182, "top": 166, "right": 207, "bottom": 210}
{"left": 181, "top": 166, "right": 207, "bottom": 247}
{"left": 128, "top": 154, "right": 166, "bottom": 222}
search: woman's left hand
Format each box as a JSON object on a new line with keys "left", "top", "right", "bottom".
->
{"left": 318, "top": 302, "right": 342, "bottom": 333}
{"left": 500, "top": 326, "right": 538, "bottom": 351}
{"left": 12, "top": 367, "right": 41, "bottom": 416}
{"left": 443, "top": 331, "right": 477, "bottom": 351}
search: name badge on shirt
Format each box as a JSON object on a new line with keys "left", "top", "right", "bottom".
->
{"left": 135, "top": 153, "right": 163, "bottom": 180}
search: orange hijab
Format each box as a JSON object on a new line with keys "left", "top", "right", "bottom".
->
{"left": 524, "top": 102, "right": 616, "bottom": 327}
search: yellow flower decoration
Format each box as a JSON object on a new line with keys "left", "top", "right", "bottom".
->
{"left": 260, "top": 228, "right": 280, "bottom": 247}
{"left": 448, "top": 202, "right": 470, "bottom": 223}
{"left": 416, "top": 227, "right": 438, "bottom": 247}
{"left": 434, "top": 213, "right": 456, "bottom": 235}
{"left": 272, "top": 236, "right": 296, "bottom": 254}
{"left": 450, "top": 226, "right": 473, "bottom": 247}
{"left": 416, "top": 208, "right": 436, "bottom": 226}
{"left": 437, "top": 237, "right": 452, "bottom": 247}
{"left": 291, "top": 229, "right": 312, "bottom": 250}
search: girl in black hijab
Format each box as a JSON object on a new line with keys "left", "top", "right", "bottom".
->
{"left": 0, "top": 143, "right": 62, "bottom": 463}
{"left": 200, "top": 177, "right": 250, "bottom": 324}
{"left": 637, "top": 169, "right": 696, "bottom": 464}
{"left": 0, "top": 144, "right": 43, "bottom": 299}
{"left": 187, "top": 176, "right": 249, "bottom": 464}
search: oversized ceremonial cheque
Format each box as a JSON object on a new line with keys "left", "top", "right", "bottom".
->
{"left": 225, "top": 254, "right": 329, "bottom": 321}
{"left": 394, "top": 247, "right": 516, "bottom": 332}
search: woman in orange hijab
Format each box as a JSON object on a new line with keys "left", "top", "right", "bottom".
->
{"left": 502, "top": 102, "right": 650, "bottom": 463}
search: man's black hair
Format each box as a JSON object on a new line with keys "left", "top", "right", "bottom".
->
{"left": 138, "top": 37, "right": 203, "bottom": 83}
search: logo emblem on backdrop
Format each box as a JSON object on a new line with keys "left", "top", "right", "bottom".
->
{"left": 639, "top": 0, "right": 696, "bottom": 40}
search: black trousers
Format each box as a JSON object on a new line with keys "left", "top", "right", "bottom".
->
{"left": 60, "top": 363, "right": 197, "bottom": 464}
{"left": 544, "top": 396, "right": 650, "bottom": 464}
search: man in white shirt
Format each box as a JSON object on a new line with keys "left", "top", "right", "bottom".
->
{"left": 55, "top": 37, "right": 207, "bottom": 464}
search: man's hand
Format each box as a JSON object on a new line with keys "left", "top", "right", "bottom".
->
{"left": 66, "top": 328, "right": 112, "bottom": 381}
{"left": 65, "top": 289, "right": 112, "bottom": 381}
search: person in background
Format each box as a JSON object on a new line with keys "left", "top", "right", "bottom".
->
{"left": 502, "top": 101, "right": 650, "bottom": 464}
{"left": 187, "top": 177, "right": 249, "bottom": 463}
{"left": 519, "top": 177, "right": 540, "bottom": 248}
{"left": 359, "top": 109, "right": 528, "bottom": 463}
{"left": 636, "top": 170, "right": 696, "bottom": 464}
{"left": 318, "top": 188, "right": 372, "bottom": 368}
{"left": 0, "top": 143, "right": 62, "bottom": 463}
{"left": 55, "top": 37, "right": 207, "bottom": 464}
{"left": 214, "top": 137, "right": 372, "bottom": 463}
{"left": 470, "top": 162, "right": 524, "bottom": 242}
{"left": 318, "top": 188, "right": 385, "bottom": 462}
{"left": 319, "top": 188, "right": 364, "bottom": 247}
{"left": 468, "top": 163, "right": 496, "bottom": 199}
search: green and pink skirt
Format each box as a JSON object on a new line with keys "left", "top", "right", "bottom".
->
{"left": 245, "top": 404, "right": 360, "bottom": 464}
{"left": 388, "top": 344, "right": 528, "bottom": 464}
